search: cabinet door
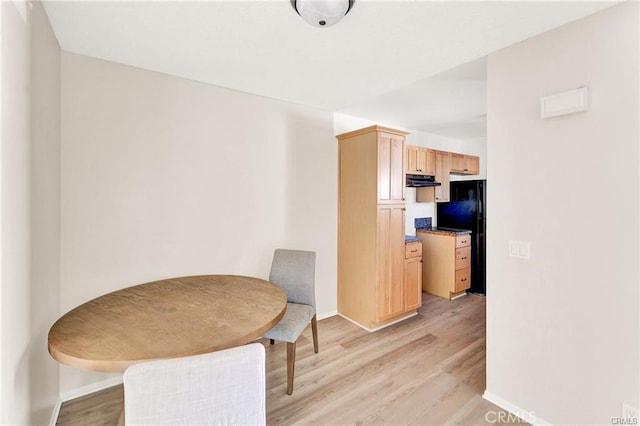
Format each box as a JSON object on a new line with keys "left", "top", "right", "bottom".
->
{"left": 415, "top": 147, "right": 436, "bottom": 176}
{"left": 404, "top": 257, "right": 422, "bottom": 311}
{"left": 415, "top": 148, "right": 427, "bottom": 174}
{"left": 378, "top": 134, "right": 405, "bottom": 203}
{"left": 407, "top": 146, "right": 435, "bottom": 176}
{"left": 451, "top": 154, "right": 480, "bottom": 175}
{"left": 435, "top": 151, "right": 450, "bottom": 202}
{"left": 406, "top": 145, "right": 419, "bottom": 174}
{"left": 464, "top": 155, "right": 480, "bottom": 175}
{"left": 376, "top": 205, "right": 405, "bottom": 321}
{"left": 423, "top": 149, "right": 436, "bottom": 176}
{"left": 450, "top": 153, "right": 465, "bottom": 173}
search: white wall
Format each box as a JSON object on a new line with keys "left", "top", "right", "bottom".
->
{"left": 0, "top": 3, "right": 3, "bottom": 418}
{"left": 60, "top": 52, "right": 336, "bottom": 392}
{"left": 30, "top": 1, "right": 61, "bottom": 423}
{"left": 485, "top": 2, "right": 638, "bottom": 424}
{"left": 0, "top": 2, "right": 29, "bottom": 422}
{"left": 1, "top": 1, "right": 61, "bottom": 424}
{"left": 453, "top": 136, "right": 487, "bottom": 182}
{"left": 2, "top": 1, "right": 30, "bottom": 423}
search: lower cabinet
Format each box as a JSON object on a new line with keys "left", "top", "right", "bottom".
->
{"left": 338, "top": 202, "right": 419, "bottom": 330}
{"left": 404, "top": 242, "right": 423, "bottom": 311}
{"left": 418, "top": 231, "right": 471, "bottom": 299}
{"left": 376, "top": 205, "right": 406, "bottom": 322}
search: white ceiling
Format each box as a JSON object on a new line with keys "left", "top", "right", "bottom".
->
{"left": 340, "top": 55, "right": 488, "bottom": 139}
{"left": 43, "top": 0, "right": 617, "bottom": 139}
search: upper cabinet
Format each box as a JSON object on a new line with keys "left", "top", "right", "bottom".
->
{"left": 434, "top": 151, "right": 451, "bottom": 203}
{"left": 450, "top": 153, "right": 480, "bottom": 175}
{"left": 406, "top": 146, "right": 435, "bottom": 176}
{"left": 407, "top": 144, "right": 481, "bottom": 203}
{"left": 378, "top": 131, "right": 406, "bottom": 204}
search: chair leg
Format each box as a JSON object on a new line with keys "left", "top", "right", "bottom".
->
{"left": 270, "top": 339, "right": 275, "bottom": 345}
{"left": 286, "top": 342, "right": 296, "bottom": 395}
{"left": 311, "top": 314, "right": 319, "bottom": 354}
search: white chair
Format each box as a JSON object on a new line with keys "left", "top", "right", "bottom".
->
{"left": 262, "top": 249, "right": 318, "bottom": 395}
{"left": 123, "top": 343, "right": 266, "bottom": 425}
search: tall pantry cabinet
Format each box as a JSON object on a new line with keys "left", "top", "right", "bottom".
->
{"left": 337, "top": 126, "right": 417, "bottom": 330}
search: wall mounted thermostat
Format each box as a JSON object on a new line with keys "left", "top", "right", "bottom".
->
{"left": 540, "top": 86, "right": 589, "bottom": 119}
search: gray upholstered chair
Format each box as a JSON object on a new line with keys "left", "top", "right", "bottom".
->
{"left": 263, "top": 248, "right": 318, "bottom": 395}
{"left": 123, "top": 343, "right": 266, "bottom": 425}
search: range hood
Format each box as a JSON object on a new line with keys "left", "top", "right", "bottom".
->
{"left": 405, "top": 174, "right": 442, "bottom": 187}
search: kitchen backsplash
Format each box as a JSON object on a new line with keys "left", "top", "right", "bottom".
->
{"left": 415, "top": 217, "right": 432, "bottom": 230}
{"left": 404, "top": 187, "right": 436, "bottom": 235}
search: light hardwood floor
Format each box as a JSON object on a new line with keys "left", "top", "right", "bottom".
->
{"left": 56, "top": 293, "right": 526, "bottom": 425}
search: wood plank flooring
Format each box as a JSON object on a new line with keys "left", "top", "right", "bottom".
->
{"left": 56, "top": 293, "right": 526, "bottom": 425}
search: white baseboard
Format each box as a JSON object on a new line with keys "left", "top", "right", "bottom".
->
{"left": 483, "top": 390, "right": 552, "bottom": 425}
{"left": 50, "top": 376, "right": 124, "bottom": 425}
{"left": 48, "top": 400, "right": 62, "bottom": 426}
{"left": 317, "top": 310, "right": 337, "bottom": 321}
{"left": 59, "top": 376, "right": 123, "bottom": 403}
{"left": 338, "top": 312, "right": 417, "bottom": 332}
{"left": 451, "top": 292, "right": 468, "bottom": 300}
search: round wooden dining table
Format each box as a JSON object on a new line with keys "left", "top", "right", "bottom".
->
{"left": 48, "top": 274, "right": 287, "bottom": 373}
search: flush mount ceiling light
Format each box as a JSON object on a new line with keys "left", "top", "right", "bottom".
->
{"left": 291, "top": 0, "right": 355, "bottom": 28}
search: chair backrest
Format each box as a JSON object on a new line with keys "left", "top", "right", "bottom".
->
{"left": 269, "top": 249, "right": 316, "bottom": 308}
{"left": 123, "top": 343, "right": 266, "bottom": 426}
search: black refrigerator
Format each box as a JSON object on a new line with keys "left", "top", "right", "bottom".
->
{"left": 436, "top": 180, "right": 486, "bottom": 295}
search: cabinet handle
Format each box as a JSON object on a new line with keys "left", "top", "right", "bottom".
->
{"left": 464, "top": 168, "right": 469, "bottom": 171}
{"left": 461, "top": 278, "right": 467, "bottom": 282}
{"left": 461, "top": 256, "right": 467, "bottom": 260}
{"left": 410, "top": 249, "right": 418, "bottom": 253}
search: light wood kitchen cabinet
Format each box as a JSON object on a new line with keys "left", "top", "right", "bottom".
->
{"left": 376, "top": 205, "right": 407, "bottom": 321}
{"left": 434, "top": 151, "right": 451, "bottom": 202}
{"left": 416, "top": 186, "right": 435, "bottom": 203}
{"left": 413, "top": 150, "right": 479, "bottom": 203}
{"left": 337, "top": 125, "right": 417, "bottom": 330}
{"left": 378, "top": 132, "right": 405, "bottom": 204}
{"left": 450, "top": 154, "right": 480, "bottom": 175}
{"left": 406, "top": 145, "right": 435, "bottom": 176}
{"left": 417, "top": 231, "right": 471, "bottom": 299}
{"left": 406, "top": 145, "right": 419, "bottom": 174}
{"left": 404, "top": 242, "right": 423, "bottom": 311}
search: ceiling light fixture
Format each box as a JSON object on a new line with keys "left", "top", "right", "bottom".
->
{"left": 291, "top": 0, "right": 355, "bottom": 28}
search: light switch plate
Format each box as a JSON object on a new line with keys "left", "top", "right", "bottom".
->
{"left": 509, "top": 240, "right": 531, "bottom": 259}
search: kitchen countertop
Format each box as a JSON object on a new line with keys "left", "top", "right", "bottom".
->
{"left": 405, "top": 235, "right": 421, "bottom": 244}
{"left": 415, "top": 227, "right": 472, "bottom": 236}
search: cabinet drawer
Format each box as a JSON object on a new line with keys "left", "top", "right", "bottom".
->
{"left": 405, "top": 242, "right": 422, "bottom": 259}
{"left": 456, "top": 234, "right": 471, "bottom": 248}
{"left": 454, "top": 268, "right": 471, "bottom": 292}
{"left": 455, "top": 246, "right": 471, "bottom": 270}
